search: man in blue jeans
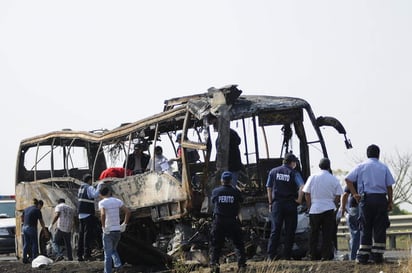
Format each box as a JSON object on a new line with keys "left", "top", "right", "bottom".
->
{"left": 50, "top": 198, "right": 75, "bottom": 261}
{"left": 22, "top": 199, "right": 47, "bottom": 263}
{"left": 99, "top": 186, "right": 130, "bottom": 273}
{"left": 266, "top": 153, "right": 304, "bottom": 260}
{"left": 340, "top": 182, "right": 360, "bottom": 260}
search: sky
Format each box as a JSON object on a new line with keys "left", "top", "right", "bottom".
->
{"left": 1, "top": 1, "right": 411, "bottom": 208}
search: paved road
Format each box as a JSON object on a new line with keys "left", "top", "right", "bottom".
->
{"left": 0, "top": 253, "right": 17, "bottom": 261}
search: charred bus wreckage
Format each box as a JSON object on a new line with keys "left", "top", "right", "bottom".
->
{"left": 14, "top": 85, "right": 352, "bottom": 266}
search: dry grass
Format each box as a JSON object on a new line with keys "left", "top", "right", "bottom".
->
{"left": 192, "top": 256, "right": 412, "bottom": 273}
{"left": 0, "top": 255, "right": 410, "bottom": 273}
{"left": 398, "top": 257, "right": 412, "bottom": 273}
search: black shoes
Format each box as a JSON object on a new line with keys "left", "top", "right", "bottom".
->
{"left": 356, "top": 258, "right": 384, "bottom": 265}
{"left": 210, "top": 264, "right": 220, "bottom": 273}
{"left": 356, "top": 259, "right": 369, "bottom": 265}
{"left": 267, "top": 255, "right": 281, "bottom": 261}
{"left": 237, "top": 264, "right": 247, "bottom": 273}
{"left": 371, "top": 255, "right": 384, "bottom": 264}
{"left": 78, "top": 256, "right": 95, "bottom": 261}
{"left": 84, "top": 255, "right": 95, "bottom": 261}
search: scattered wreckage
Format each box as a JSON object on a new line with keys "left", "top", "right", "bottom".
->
{"left": 14, "top": 85, "right": 352, "bottom": 266}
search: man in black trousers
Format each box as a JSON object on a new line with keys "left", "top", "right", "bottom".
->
{"left": 209, "top": 171, "right": 246, "bottom": 273}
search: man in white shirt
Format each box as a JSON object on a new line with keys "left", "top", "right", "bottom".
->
{"left": 147, "top": 146, "right": 171, "bottom": 174}
{"left": 99, "top": 187, "right": 130, "bottom": 273}
{"left": 50, "top": 198, "right": 75, "bottom": 261}
{"left": 303, "top": 158, "right": 343, "bottom": 261}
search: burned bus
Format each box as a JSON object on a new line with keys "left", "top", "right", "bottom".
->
{"left": 15, "top": 85, "right": 351, "bottom": 265}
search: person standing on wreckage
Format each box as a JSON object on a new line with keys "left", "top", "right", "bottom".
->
{"left": 123, "top": 143, "right": 150, "bottom": 174}
{"left": 208, "top": 114, "right": 244, "bottom": 188}
{"left": 148, "top": 145, "right": 173, "bottom": 174}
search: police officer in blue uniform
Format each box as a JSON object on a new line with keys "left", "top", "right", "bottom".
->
{"left": 210, "top": 171, "right": 246, "bottom": 273}
{"left": 345, "top": 144, "right": 395, "bottom": 264}
{"left": 266, "top": 153, "right": 304, "bottom": 260}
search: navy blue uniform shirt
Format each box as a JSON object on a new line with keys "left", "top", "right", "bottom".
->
{"left": 266, "top": 164, "right": 304, "bottom": 201}
{"left": 211, "top": 184, "right": 243, "bottom": 217}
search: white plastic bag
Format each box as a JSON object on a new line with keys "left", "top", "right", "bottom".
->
{"left": 31, "top": 255, "right": 53, "bottom": 268}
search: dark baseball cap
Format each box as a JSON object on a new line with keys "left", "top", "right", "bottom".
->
{"left": 284, "top": 153, "right": 299, "bottom": 163}
{"left": 221, "top": 171, "right": 233, "bottom": 181}
{"left": 82, "top": 173, "right": 92, "bottom": 181}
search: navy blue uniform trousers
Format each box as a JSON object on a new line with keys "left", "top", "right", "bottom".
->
{"left": 357, "top": 194, "right": 389, "bottom": 263}
{"left": 210, "top": 216, "right": 246, "bottom": 267}
{"left": 267, "top": 200, "right": 297, "bottom": 259}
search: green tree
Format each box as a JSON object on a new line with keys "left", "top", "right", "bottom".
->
{"left": 390, "top": 204, "right": 409, "bottom": 215}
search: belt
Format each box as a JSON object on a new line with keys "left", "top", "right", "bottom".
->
{"left": 360, "top": 192, "right": 386, "bottom": 201}
{"left": 362, "top": 193, "right": 386, "bottom": 197}
{"left": 78, "top": 198, "right": 95, "bottom": 203}
{"left": 214, "top": 214, "right": 237, "bottom": 219}
{"left": 273, "top": 198, "right": 295, "bottom": 202}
